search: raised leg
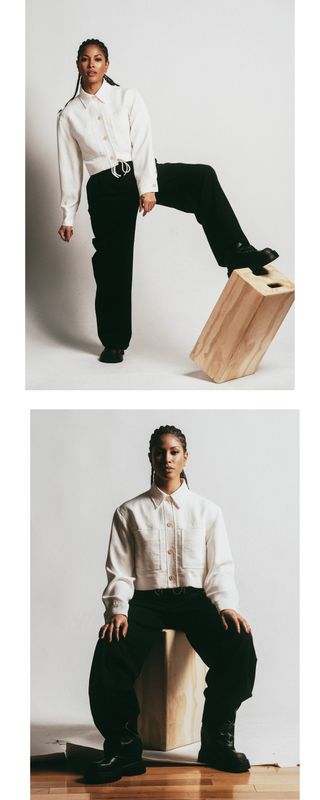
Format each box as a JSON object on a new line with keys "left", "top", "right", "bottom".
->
{"left": 155, "top": 162, "right": 249, "bottom": 265}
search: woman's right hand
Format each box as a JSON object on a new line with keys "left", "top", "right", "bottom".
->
{"left": 58, "top": 225, "right": 74, "bottom": 242}
{"left": 99, "top": 614, "right": 128, "bottom": 642}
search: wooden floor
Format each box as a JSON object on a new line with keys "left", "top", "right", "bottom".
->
{"left": 31, "top": 760, "right": 299, "bottom": 799}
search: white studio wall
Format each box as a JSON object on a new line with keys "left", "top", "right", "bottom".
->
{"left": 26, "top": 0, "right": 294, "bottom": 389}
{"left": 31, "top": 410, "right": 299, "bottom": 765}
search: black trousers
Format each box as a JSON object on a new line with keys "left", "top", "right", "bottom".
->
{"left": 86, "top": 161, "right": 249, "bottom": 349}
{"left": 88, "top": 588, "right": 257, "bottom": 742}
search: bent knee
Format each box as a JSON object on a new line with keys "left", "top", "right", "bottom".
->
{"left": 226, "top": 626, "right": 255, "bottom": 647}
{"left": 200, "top": 163, "right": 218, "bottom": 180}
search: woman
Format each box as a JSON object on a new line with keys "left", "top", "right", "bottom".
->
{"left": 85, "top": 425, "right": 257, "bottom": 785}
{"left": 57, "top": 39, "right": 278, "bottom": 364}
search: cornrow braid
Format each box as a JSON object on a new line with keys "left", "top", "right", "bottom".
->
{"left": 59, "top": 38, "right": 119, "bottom": 112}
{"left": 148, "top": 425, "right": 189, "bottom": 487}
{"left": 77, "top": 37, "right": 109, "bottom": 62}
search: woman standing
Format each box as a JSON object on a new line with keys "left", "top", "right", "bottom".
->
{"left": 57, "top": 39, "right": 278, "bottom": 364}
{"left": 85, "top": 425, "right": 257, "bottom": 785}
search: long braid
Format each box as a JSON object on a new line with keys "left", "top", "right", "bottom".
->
{"left": 69, "top": 73, "right": 81, "bottom": 103}
{"left": 149, "top": 425, "right": 189, "bottom": 487}
{"left": 59, "top": 38, "right": 119, "bottom": 111}
{"left": 104, "top": 74, "right": 119, "bottom": 87}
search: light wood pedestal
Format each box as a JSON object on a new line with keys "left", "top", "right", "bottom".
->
{"left": 190, "top": 266, "right": 294, "bottom": 383}
{"left": 135, "top": 629, "right": 206, "bottom": 750}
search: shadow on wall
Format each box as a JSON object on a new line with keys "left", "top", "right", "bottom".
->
{"left": 26, "top": 143, "right": 98, "bottom": 355}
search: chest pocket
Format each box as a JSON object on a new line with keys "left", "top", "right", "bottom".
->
{"left": 135, "top": 528, "right": 162, "bottom": 573}
{"left": 180, "top": 528, "right": 205, "bottom": 569}
{"left": 69, "top": 119, "right": 95, "bottom": 160}
{"left": 109, "top": 109, "right": 130, "bottom": 150}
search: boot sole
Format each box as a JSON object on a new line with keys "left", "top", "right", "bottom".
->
{"left": 84, "top": 760, "right": 146, "bottom": 785}
{"left": 99, "top": 357, "right": 124, "bottom": 363}
{"left": 198, "top": 754, "right": 250, "bottom": 773}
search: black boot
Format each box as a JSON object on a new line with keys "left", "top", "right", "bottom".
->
{"left": 222, "top": 242, "right": 279, "bottom": 277}
{"left": 99, "top": 347, "right": 124, "bottom": 363}
{"left": 83, "top": 728, "right": 146, "bottom": 785}
{"left": 198, "top": 711, "right": 250, "bottom": 773}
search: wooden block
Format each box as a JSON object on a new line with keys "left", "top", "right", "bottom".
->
{"left": 135, "top": 629, "right": 206, "bottom": 750}
{"left": 190, "top": 266, "right": 295, "bottom": 383}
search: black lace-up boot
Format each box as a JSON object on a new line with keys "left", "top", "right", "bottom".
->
{"left": 83, "top": 727, "right": 146, "bottom": 784}
{"left": 198, "top": 710, "right": 250, "bottom": 773}
{"left": 222, "top": 242, "right": 279, "bottom": 277}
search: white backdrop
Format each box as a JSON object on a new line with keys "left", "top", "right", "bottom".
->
{"left": 31, "top": 410, "right": 299, "bottom": 765}
{"left": 26, "top": 0, "right": 294, "bottom": 389}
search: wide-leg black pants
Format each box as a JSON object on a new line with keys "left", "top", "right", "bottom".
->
{"left": 86, "top": 161, "right": 249, "bottom": 349}
{"left": 88, "top": 588, "right": 257, "bottom": 742}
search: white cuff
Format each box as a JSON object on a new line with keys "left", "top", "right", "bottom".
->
{"left": 104, "top": 600, "right": 129, "bottom": 622}
{"left": 61, "top": 210, "right": 76, "bottom": 227}
{"left": 137, "top": 177, "right": 158, "bottom": 196}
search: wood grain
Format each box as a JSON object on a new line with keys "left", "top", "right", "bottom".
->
{"left": 135, "top": 629, "right": 207, "bottom": 750}
{"left": 31, "top": 765, "right": 299, "bottom": 799}
{"left": 190, "top": 267, "right": 295, "bottom": 382}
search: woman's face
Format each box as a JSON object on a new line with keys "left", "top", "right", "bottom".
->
{"left": 77, "top": 45, "right": 109, "bottom": 92}
{"left": 150, "top": 434, "right": 188, "bottom": 484}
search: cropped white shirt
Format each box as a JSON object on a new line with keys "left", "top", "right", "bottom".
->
{"left": 57, "top": 80, "right": 158, "bottom": 226}
{"left": 102, "top": 481, "right": 239, "bottom": 622}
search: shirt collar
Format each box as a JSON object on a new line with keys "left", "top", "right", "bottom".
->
{"left": 79, "top": 79, "right": 109, "bottom": 108}
{"left": 149, "top": 480, "right": 189, "bottom": 509}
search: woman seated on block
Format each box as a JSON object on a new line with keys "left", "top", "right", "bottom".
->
{"left": 57, "top": 38, "right": 278, "bottom": 364}
{"left": 85, "top": 424, "right": 257, "bottom": 784}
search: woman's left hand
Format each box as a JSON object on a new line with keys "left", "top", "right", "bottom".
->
{"left": 220, "top": 609, "right": 251, "bottom": 634}
{"left": 139, "top": 192, "right": 156, "bottom": 216}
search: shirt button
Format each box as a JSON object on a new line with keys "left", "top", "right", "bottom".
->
{"left": 97, "top": 115, "right": 102, "bottom": 120}
{"left": 167, "top": 522, "right": 173, "bottom": 528}
{"left": 168, "top": 548, "right": 174, "bottom": 555}
{"left": 169, "top": 575, "right": 176, "bottom": 582}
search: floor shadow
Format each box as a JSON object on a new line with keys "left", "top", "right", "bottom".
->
{"left": 26, "top": 136, "right": 96, "bottom": 354}
{"left": 184, "top": 369, "right": 214, "bottom": 383}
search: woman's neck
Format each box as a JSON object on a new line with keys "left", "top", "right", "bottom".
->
{"left": 154, "top": 477, "right": 182, "bottom": 495}
{"left": 81, "top": 77, "right": 104, "bottom": 95}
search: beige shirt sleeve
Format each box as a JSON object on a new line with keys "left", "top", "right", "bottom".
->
{"left": 57, "top": 111, "right": 83, "bottom": 227}
{"left": 102, "top": 507, "right": 136, "bottom": 622}
{"left": 127, "top": 89, "right": 158, "bottom": 196}
{"left": 203, "top": 506, "right": 239, "bottom": 612}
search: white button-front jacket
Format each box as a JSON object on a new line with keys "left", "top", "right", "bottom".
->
{"left": 57, "top": 81, "right": 159, "bottom": 226}
{"left": 102, "top": 481, "right": 239, "bottom": 622}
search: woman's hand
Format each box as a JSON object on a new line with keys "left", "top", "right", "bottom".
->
{"left": 139, "top": 192, "right": 156, "bottom": 216}
{"left": 99, "top": 614, "right": 128, "bottom": 642}
{"left": 58, "top": 225, "right": 74, "bottom": 242}
{"left": 220, "top": 609, "right": 251, "bottom": 634}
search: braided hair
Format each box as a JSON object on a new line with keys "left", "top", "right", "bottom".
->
{"left": 61, "top": 38, "right": 119, "bottom": 111}
{"left": 148, "top": 425, "right": 189, "bottom": 487}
